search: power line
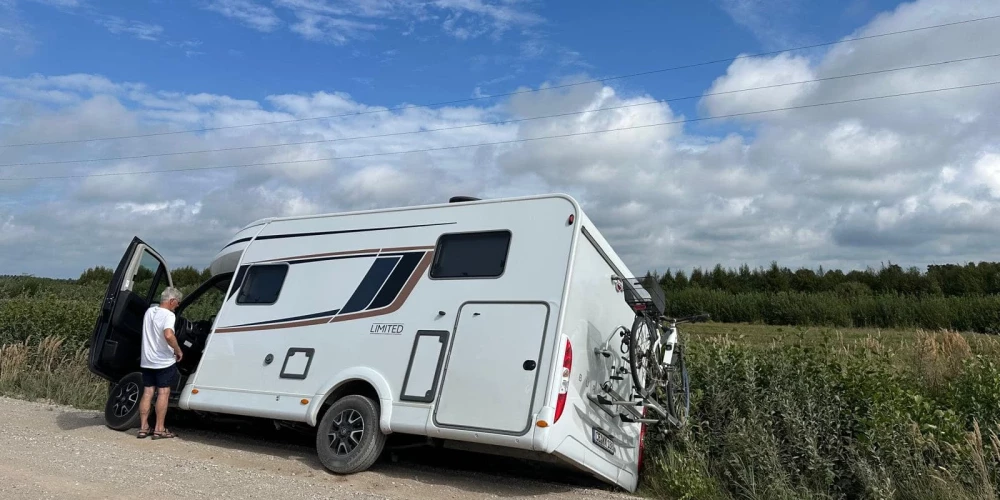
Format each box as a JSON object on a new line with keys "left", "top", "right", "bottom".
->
{"left": 3, "top": 14, "right": 999, "bottom": 149}
{"left": 5, "top": 52, "right": 999, "bottom": 168}
{"left": 2, "top": 80, "right": 997, "bottom": 182}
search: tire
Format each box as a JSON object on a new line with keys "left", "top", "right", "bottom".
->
{"left": 104, "top": 372, "right": 143, "bottom": 431}
{"left": 666, "top": 346, "right": 690, "bottom": 426}
{"left": 628, "top": 313, "right": 660, "bottom": 399}
{"left": 315, "top": 395, "right": 386, "bottom": 474}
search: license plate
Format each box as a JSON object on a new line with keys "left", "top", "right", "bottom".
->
{"left": 592, "top": 427, "right": 616, "bottom": 455}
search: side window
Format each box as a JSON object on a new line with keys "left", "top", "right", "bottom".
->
{"left": 133, "top": 249, "right": 166, "bottom": 302}
{"left": 430, "top": 230, "right": 511, "bottom": 279}
{"left": 236, "top": 264, "right": 288, "bottom": 305}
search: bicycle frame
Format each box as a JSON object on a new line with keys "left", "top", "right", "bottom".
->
{"left": 658, "top": 320, "right": 679, "bottom": 369}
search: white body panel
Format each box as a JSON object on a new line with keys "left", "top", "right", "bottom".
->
{"left": 173, "top": 194, "right": 643, "bottom": 492}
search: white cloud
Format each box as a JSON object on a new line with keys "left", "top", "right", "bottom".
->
{"left": 288, "top": 11, "right": 381, "bottom": 44}
{"left": 701, "top": 52, "right": 815, "bottom": 118}
{"left": 203, "top": 0, "right": 282, "bottom": 32}
{"left": 96, "top": 16, "right": 165, "bottom": 41}
{"left": 4, "top": 0, "right": 1000, "bottom": 279}
{"left": 717, "top": 0, "right": 805, "bottom": 48}
{"left": 201, "top": 0, "right": 544, "bottom": 43}
{"left": 0, "top": 0, "right": 38, "bottom": 56}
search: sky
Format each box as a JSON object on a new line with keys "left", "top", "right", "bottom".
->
{"left": 1, "top": 0, "right": 1000, "bottom": 279}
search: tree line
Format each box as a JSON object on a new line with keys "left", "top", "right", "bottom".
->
{"left": 646, "top": 261, "right": 1000, "bottom": 297}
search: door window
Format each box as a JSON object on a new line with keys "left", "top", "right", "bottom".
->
{"left": 133, "top": 249, "right": 167, "bottom": 302}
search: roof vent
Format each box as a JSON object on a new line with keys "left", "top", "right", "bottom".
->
{"left": 449, "top": 196, "right": 481, "bottom": 203}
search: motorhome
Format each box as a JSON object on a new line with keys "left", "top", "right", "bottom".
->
{"left": 88, "top": 193, "right": 663, "bottom": 492}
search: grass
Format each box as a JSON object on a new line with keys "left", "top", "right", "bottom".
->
{"left": 0, "top": 336, "right": 107, "bottom": 410}
{"left": 640, "top": 324, "right": 1000, "bottom": 499}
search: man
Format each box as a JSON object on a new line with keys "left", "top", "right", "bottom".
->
{"left": 137, "top": 287, "right": 184, "bottom": 439}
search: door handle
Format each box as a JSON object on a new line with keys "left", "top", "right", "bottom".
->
{"left": 523, "top": 360, "right": 536, "bottom": 371}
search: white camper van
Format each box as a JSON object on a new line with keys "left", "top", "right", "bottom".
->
{"left": 87, "top": 193, "right": 683, "bottom": 492}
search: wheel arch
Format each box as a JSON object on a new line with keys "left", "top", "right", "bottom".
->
{"left": 307, "top": 367, "right": 393, "bottom": 433}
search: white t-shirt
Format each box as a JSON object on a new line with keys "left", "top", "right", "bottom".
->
{"left": 141, "top": 305, "right": 177, "bottom": 369}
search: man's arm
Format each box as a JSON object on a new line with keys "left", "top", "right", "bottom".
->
{"left": 162, "top": 316, "right": 183, "bottom": 362}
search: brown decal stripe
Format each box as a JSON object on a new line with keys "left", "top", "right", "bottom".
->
{"left": 380, "top": 245, "right": 435, "bottom": 253}
{"left": 253, "top": 245, "right": 433, "bottom": 265}
{"left": 214, "top": 250, "right": 433, "bottom": 333}
{"left": 258, "top": 248, "right": 380, "bottom": 264}
{"left": 329, "top": 252, "right": 433, "bottom": 323}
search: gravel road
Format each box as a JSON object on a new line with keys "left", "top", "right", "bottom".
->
{"left": 0, "top": 396, "right": 636, "bottom": 500}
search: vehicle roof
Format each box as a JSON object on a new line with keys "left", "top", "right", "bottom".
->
{"left": 235, "top": 193, "right": 583, "bottom": 231}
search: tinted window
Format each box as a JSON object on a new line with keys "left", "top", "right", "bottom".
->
{"left": 431, "top": 231, "right": 511, "bottom": 279}
{"left": 236, "top": 264, "right": 288, "bottom": 304}
{"left": 133, "top": 249, "right": 165, "bottom": 301}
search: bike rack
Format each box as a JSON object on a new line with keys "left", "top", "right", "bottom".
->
{"left": 586, "top": 274, "right": 685, "bottom": 430}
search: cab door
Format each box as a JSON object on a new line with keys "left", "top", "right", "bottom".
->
{"left": 88, "top": 236, "right": 173, "bottom": 383}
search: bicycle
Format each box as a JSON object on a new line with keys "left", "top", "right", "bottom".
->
{"left": 611, "top": 275, "right": 708, "bottom": 427}
{"left": 627, "top": 311, "right": 708, "bottom": 427}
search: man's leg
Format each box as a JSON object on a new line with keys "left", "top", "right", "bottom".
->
{"left": 153, "top": 364, "right": 177, "bottom": 437}
{"left": 138, "top": 370, "right": 154, "bottom": 434}
{"left": 154, "top": 386, "right": 170, "bottom": 433}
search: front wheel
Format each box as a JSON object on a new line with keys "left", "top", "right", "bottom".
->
{"left": 315, "top": 395, "right": 387, "bottom": 475}
{"left": 104, "top": 372, "right": 143, "bottom": 430}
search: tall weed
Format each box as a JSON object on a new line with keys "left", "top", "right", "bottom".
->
{"left": 643, "top": 332, "right": 1000, "bottom": 499}
{"left": 0, "top": 337, "right": 106, "bottom": 410}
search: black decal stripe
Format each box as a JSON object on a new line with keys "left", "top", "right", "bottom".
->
{"left": 228, "top": 309, "right": 342, "bottom": 328}
{"left": 221, "top": 236, "right": 254, "bottom": 249}
{"left": 338, "top": 257, "right": 400, "bottom": 314}
{"left": 368, "top": 252, "right": 424, "bottom": 310}
{"left": 219, "top": 222, "right": 456, "bottom": 251}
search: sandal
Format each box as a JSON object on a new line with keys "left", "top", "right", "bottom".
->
{"left": 137, "top": 429, "right": 151, "bottom": 438}
{"left": 152, "top": 430, "right": 177, "bottom": 440}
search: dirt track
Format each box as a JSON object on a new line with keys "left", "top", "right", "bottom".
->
{"left": 0, "top": 396, "right": 634, "bottom": 499}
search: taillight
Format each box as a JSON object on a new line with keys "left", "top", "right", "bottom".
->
{"left": 554, "top": 337, "right": 572, "bottom": 423}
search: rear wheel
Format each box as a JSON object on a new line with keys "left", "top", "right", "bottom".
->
{"left": 104, "top": 372, "right": 143, "bottom": 430}
{"left": 315, "top": 395, "right": 386, "bottom": 474}
{"left": 628, "top": 313, "right": 662, "bottom": 399}
{"left": 665, "top": 345, "right": 690, "bottom": 426}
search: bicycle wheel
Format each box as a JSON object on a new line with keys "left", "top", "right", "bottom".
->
{"left": 665, "top": 344, "right": 690, "bottom": 426}
{"left": 628, "top": 313, "right": 661, "bottom": 399}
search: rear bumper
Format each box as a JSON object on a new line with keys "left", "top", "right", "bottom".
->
{"left": 549, "top": 434, "right": 637, "bottom": 492}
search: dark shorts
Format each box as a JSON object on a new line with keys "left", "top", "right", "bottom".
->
{"left": 141, "top": 364, "right": 179, "bottom": 388}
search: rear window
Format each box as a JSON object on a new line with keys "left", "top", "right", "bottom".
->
{"left": 430, "top": 230, "right": 511, "bottom": 279}
{"left": 236, "top": 264, "right": 288, "bottom": 305}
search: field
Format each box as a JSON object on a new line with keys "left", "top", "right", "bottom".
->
{"left": 4, "top": 272, "right": 1000, "bottom": 499}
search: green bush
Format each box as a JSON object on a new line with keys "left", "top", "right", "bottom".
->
{"left": 642, "top": 333, "right": 1000, "bottom": 499}
{"left": 0, "top": 298, "right": 99, "bottom": 348}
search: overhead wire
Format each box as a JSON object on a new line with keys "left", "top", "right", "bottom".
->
{"left": 2, "top": 13, "right": 999, "bottom": 148}
{"left": 4, "top": 52, "right": 999, "bottom": 168}
{"left": 3, "top": 80, "right": 997, "bottom": 182}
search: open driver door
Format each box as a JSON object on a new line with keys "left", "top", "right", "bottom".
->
{"left": 88, "top": 236, "right": 173, "bottom": 383}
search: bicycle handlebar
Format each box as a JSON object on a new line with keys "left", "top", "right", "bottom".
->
{"left": 660, "top": 313, "right": 711, "bottom": 324}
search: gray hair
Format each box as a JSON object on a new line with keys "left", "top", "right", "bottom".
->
{"left": 161, "top": 287, "right": 184, "bottom": 303}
